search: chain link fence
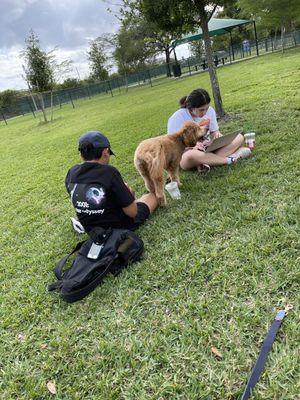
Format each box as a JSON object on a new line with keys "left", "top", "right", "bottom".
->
{"left": 1, "top": 30, "right": 299, "bottom": 125}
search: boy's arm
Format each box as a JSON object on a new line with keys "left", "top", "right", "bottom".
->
{"left": 110, "top": 168, "right": 137, "bottom": 218}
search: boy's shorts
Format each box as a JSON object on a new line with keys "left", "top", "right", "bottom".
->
{"left": 129, "top": 202, "right": 150, "bottom": 230}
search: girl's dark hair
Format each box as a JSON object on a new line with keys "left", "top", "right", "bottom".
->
{"left": 179, "top": 88, "right": 211, "bottom": 109}
{"left": 79, "top": 142, "right": 105, "bottom": 161}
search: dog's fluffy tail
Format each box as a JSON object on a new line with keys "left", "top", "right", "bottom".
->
{"left": 146, "top": 145, "right": 165, "bottom": 179}
{"left": 134, "top": 143, "right": 165, "bottom": 182}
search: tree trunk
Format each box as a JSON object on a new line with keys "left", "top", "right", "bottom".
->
{"left": 124, "top": 70, "right": 128, "bottom": 92}
{"left": 199, "top": 11, "right": 225, "bottom": 118}
{"left": 165, "top": 48, "right": 171, "bottom": 77}
{"left": 25, "top": 79, "right": 42, "bottom": 122}
{"left": 29, "top": 91, "right": 42, "bottom": 123}
{"left": 281, "top": 19, "right": 285, "bottom": 53}
{"left": 50, "top": 90, "right": 54, "bottom": 121}
{"left": 38, "top": 92, "right": 48, "bottom": 123}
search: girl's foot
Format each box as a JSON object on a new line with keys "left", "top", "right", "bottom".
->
{"left": 197, "top": 164, "right": 211, "bottom": 173}
{"left": 230, "top": 147, "right": 252, "bottom": 161}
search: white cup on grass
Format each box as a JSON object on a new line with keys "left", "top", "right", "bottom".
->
{"left": 165, "top": 181, "right": 181, "bottom": 199}
{"left": 244, "top": 132, "right": 256, "bottom": 149}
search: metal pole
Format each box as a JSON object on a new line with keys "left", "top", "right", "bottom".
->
{"left": 147, "top": 69, "right": 153, "bottom": 87}
{"left": 56, "top": 93, "right": 62, "bottom": 108}
{"left": 86, "top": 87, "right": 91, "bottom": 99}
{"left": 230, "top": 31, "right": 235, "bottom": 61}
{"left": 228, "top": 45, "right": 232, "bottom": 64}
{"left": 69, "top": 92, "right": 75, "bottom": 108}
{"left": 187, "top": 58, "right": 191, "bottom": 76}
{"left": 107, "top": 81, "right": 113, "bottom": 97}
{"left": 116, "top": 78, "right": 121, "bottom": 93}
{"left": 253, "top": 20, "right": 259, "bottom": 56}
{"left": 1, "top": 108, "right": 8, "bottom": 125}
{"left": 271, "top": 36, "right": 274, "bottom": 52}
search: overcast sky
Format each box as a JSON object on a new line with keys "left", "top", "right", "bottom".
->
{"left": 0, "top": 0, "right": 189, "bottom": 91}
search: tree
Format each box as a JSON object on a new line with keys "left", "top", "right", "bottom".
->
{"left": 211, "top": 3, "right": 249, "bottom": 50}
{"left": 139, "top": 0, "right": 233, "bottom": 117}
{"left": 22, "top": 30, "right": 54, "bottom": 122}
{"left": 237, "top": 0, "right": 300, "bottom": 50}
{"left": 189, "top": 40, "right": 205, "bottom": 59}
{"left": 143, "top": 25, "right": 181, "bottom": 77}
{"left": 22, "top": 30, "right": 72, "bottom": 122}
{"left": 113, "top": 15, "right": 162, "bottom": 76}
{"left": 87, "top": 37, "right": 110, "bottom": 81}
{"left": 114, "top": 26, "right": 149, "bottom": 74}
{"left": 0, "top": 90, "right": 21, "bottom": 118}
{"left": 0, "top": 90, "right": 19, "bottom": 109}
{"left": 57, "top": 78, "right": 80, "bottom": 89}
{"left": 120, "top": 1, "right": 184, "bottom": 76}
{"left": 23, "top": 31, "right": 54, "bottom": 92}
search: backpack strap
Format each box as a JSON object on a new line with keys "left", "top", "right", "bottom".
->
{"left": 62, "top": 255, "right": 115, "bottom": 303}
{"left": 88, "top": 227, "right": 112, "bottom": 244}
{"left": 54, "top": 241, "right": 86, "bottom": 280}
{"left": 48, "top": 281, "right": 63, "bottom": 291}
{"left": 48, "top": 241, "right": 86, "bottom": 292}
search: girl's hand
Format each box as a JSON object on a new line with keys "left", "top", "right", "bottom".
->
{"left": 194, "top": 142, "right": 206, "bottom": 152}
{"left": 202, "top": 139, "right": 212, "bottom": 147}
{"left": 212, "top": 131, "right": 222, "bottom": 139}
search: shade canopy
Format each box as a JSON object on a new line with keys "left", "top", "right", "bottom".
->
{"left": 174, "top": 18, "right": 253, "bottom": 46}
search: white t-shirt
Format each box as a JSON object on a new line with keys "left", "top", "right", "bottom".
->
{"left": 167, "top": 106, "right": 219, "bottom": 135}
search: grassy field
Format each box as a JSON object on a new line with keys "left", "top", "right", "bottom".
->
{"left": 0, "top": 48, "right": 299, "bottom": 400}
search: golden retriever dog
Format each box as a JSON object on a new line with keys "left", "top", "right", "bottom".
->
{"left": 134, "top": 121, "right": 207, "bottom": 206}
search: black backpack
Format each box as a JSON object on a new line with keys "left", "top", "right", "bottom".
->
{"left": 48, "top": 227, "right": 144, "bottom": 303}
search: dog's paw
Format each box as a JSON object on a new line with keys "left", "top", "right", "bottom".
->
{"left": 158, "top": 196, "right": 167, "bottom": 207}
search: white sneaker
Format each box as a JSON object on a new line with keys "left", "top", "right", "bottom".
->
{"left": 230, "top": 147, "right": 252, "bottom": 161}
{"left": 70, "top": 217, "right": 85, "bottom": 234}
{"left": 197, "top": 163, "right": 211, "bottom": 173}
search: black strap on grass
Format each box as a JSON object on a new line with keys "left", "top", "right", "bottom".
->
{"left": 54, "top": 241, "right": 86, "bottom": 280}
{"left": 48, "top": 241, "right": 86, "bottom": 291}
{"left": 241, "top": 305, "right": 293, "bottom": 400}
{"left": 61, "top": 256, "right": 115, "bottom": 303}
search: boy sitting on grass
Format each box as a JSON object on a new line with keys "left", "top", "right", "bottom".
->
{"left": 66, "top": 131, "right": 158, "bottom": 233}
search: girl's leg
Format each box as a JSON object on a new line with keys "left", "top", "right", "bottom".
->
{"left": 214, "top": 133, "right": 244, "bottom": 157}
{"left": 180, "top": 149, "right": 228, "bottom": 170}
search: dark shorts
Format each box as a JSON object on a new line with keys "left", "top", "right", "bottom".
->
{"left": 81, "top": 202, "right": 150, "bottom": 233}
{"left": 129, "top": 202, "right": 150, "bottom": 231}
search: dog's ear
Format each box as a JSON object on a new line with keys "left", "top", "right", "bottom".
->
{"left": 182, "top": 122, "right": 202, "bottom": 147}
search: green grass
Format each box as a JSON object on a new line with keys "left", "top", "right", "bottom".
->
{"left": 0, "top": 48, "right": 299, "bottom": 400}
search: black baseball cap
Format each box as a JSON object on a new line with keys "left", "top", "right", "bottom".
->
{"left": 78, "top": 131, "right": 115, "bottom": 155}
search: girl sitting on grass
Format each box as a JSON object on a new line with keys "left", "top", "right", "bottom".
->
{"left": 167, "top": 88, "right": 251, "bottom": 172}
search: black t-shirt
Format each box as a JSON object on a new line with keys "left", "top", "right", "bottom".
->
{"left": 65, "top": 162, "right": 135, "bottom": 232}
